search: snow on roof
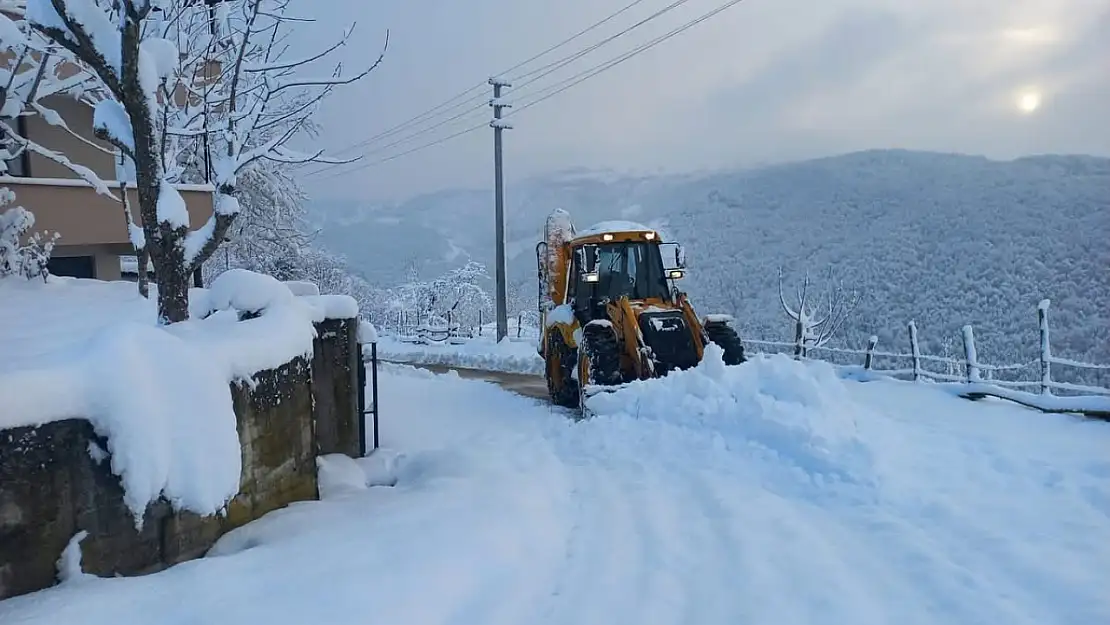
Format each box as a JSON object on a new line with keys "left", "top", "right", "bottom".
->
{"left": 0, "top": 270, "right": 359, "bottom": 525}
{"left": 574, "top": 220, "right": 657, "bottom": 238}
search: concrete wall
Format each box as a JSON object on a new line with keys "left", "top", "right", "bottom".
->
{"left": 0, "top": 319, "right": 360, "bottom": 600}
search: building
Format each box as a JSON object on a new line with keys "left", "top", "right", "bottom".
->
{"left": 1, "top": 4, "right": 215, "bottom": 281}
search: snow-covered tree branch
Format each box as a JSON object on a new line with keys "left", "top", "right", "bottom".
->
{"left": 778, "top": 266, "right": 861, "bottom": 356}
{"left": 158, "top": 0, "right": 386, "bottom": 273}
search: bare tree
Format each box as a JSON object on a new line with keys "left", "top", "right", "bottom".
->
{"left": 20, "top": 0, "right": 383, "bottom": 323}
{"left": 778, "top": 266, "right": 861, "bottom": 358}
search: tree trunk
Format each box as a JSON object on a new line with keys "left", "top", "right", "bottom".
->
{"left": 152, "top": 240, "right": 190, "bottom": 323}
{"left": 137, "top": 247, "right": 150, "bottom": 299}
{"left": 121, "top": 13, "right": 190, "bottom": 324}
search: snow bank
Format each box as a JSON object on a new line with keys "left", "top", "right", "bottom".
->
{"left": 586, "top": 345, "right": 878, "bottom": 491}
{"left": 376, "top": 333, "right": 543, "bottom": 375}
{"left": 0, "top": 271, "right": 361, "bottom": 525}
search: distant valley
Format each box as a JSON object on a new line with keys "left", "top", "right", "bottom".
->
{"left": 307, "top": 149, "right": 1110, "bottom": 373}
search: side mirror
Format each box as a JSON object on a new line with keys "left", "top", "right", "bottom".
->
{"left": 675, "top": 244, "right": 686, "bottom": 269}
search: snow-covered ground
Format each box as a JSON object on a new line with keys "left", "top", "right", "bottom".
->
{"left": 4, "top": 350, "right": 1107, "bottom": 624}
{"left": 376, "top": 330, "right": 544, "bottom": 375}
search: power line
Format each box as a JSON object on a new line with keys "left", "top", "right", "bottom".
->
{"left": 508, "top": 0, "right": 692, "bottom": 87}
{"left": 311, "top": 0, "right": 659, "bottom": 165}
{"left": 337, "top": 101, "right": 488, "bottom": 161}
{"left": 312, "top": 120, "right": 490, "bottom": 181}
{"left": 500, "top": 0, "right": 654, "bottom": 79}
{"left": 310, "top": 0, "right": 748, "bottom": 180}
{"left": 508, "top": 0, "right": 747, "bottom": 118}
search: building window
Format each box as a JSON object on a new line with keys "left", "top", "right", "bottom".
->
{"left": 48, "top": 256, "right": 96, "bottom": 279}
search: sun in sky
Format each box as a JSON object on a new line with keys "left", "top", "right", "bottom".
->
{"left": 1017, "top": 89, "right": 1042, "bottom": 114}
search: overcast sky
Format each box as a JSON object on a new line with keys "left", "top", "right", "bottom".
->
{"left": 288, "top": 0, "right": 1110, "bottom": 201}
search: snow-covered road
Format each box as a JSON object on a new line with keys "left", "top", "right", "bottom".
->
{"left": 3, "top": 352, "right": 1108, "bottom": 625}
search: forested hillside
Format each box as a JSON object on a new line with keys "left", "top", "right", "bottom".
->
{"left": 309, "top": 150, "right": 1110, "bottom": 370}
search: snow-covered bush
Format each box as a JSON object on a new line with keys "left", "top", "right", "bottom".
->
{"left": 0, "top": 189, "right": 57, "bottom": 281}
{"left": 381, "top": 261, "right": 494, "bottom": 332}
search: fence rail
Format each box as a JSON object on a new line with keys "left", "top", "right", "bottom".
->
{"left": 385, "top": 309, "right": 540, "bottom": 345}
{"left": 744, "top": 298, "right": 1110, "bottom": 419}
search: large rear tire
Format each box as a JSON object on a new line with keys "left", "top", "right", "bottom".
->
{"left": 545, "top": 330, "right": 579, "bottom": 408}
{"left": 704, "top": 320, "right": 746, "bottom": 365}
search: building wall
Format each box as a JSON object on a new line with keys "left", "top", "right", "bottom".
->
{"left": 4, "top": 179, "right": 214, "bottom": 250}
{"left": 23, "top": 96, "right": 116, "bottom": 180}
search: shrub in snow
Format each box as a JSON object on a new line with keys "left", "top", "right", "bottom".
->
{"left": 0, "top": 190, "right": 58, "bottom": 281}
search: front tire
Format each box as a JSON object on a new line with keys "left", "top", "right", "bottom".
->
{"left": 704, "top": 320, "right": 746, "bottom": 365}
{"left": 545, "top": 330, "right": 579, "bottom": 408}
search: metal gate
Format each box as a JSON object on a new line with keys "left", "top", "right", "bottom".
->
{"left": 357, "top": 341, "right": 380, "bottom": 456}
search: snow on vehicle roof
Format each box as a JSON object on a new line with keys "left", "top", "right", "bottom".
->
{"left": 574, "top": 220, "right": 657, "bottom": 238}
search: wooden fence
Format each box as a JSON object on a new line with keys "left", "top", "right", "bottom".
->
{"left": 744, "top": 299, "right": 1110, "bottom": 420}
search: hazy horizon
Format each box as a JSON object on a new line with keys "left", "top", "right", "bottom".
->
{"left": 287, "top": 0, "right": 1110, "bottom": 203}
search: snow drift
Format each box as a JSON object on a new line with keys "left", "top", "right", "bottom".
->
{"left": 0, "top": 271, "right": 359, "bottom": 524}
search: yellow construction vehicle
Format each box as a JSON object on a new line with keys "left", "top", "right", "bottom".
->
{"left": 535, "top": 209, "right": 746, "bottom": 409}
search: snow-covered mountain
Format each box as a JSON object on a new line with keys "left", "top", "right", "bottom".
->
{"left": 307, "top": 149, "right": 1110, "bottom": 368}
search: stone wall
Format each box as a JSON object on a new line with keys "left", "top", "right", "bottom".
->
{"left": 312, "top": 318, "right": 361, "bottom": 457}
{"left": 0, "top": 318, "right": 361, "bottom": 601}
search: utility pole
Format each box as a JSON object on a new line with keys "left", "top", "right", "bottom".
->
{"left": 489, "top": 77, "right": 512, "bottom": 342}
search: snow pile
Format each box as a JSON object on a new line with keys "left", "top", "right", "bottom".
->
{"left": 0, "top": 270, "right": 360, "bottom": 524}
{"left": 586, "top": 346, "right": 878, "bottom": 492}
{"left": 316, "top": 450, "right": 402, "bottom": 499}
{"left": 283, "top": 280, "right": 321, "bottom": 297}
{"left": 376, "top": 332, "right": 544, "bottom": 375}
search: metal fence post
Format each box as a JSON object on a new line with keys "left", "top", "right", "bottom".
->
{"left": 1038, "top": 299, "right": 1051, "bottom": 395}
{"left": 371, "top": 341, "right": 379, "bottom": 450}
{"left": 357, "top": 345, "right": 367, "bottom": 457}
{"left": 962, "top": 325, "right": 980, "bottom": 383}
{"left": 864, "top": 335, "right": 878, "bottom": 370}
{"left": 908, "top": 320, "right": 921, "bottom": 382}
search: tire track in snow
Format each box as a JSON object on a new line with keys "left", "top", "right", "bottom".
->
{"left": 533, "top": 421, "right": 752, "bottom": 625}
{"left": 438, "top": 424, "right": 576, "bottom": 625}
{"left": 531, "top": 452, "right": 648, "bottom": 625}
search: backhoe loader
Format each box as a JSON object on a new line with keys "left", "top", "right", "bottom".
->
{"left": 535, "top": 208, "right": 746, "bottom": 410}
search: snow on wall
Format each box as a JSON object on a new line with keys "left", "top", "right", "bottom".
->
{"left": 0, "top": 270, "right": 360, "bottom": 524}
